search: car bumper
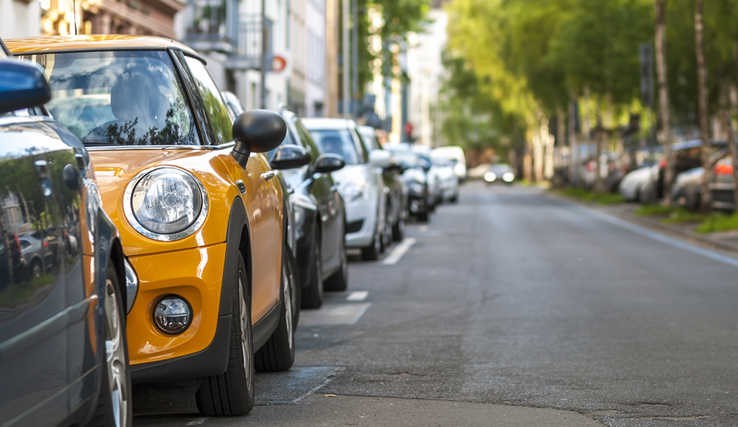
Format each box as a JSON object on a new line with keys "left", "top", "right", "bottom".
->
{"left": 126, "top": 243, "right": 229, "bottom": 384}
{"left": 407, "top": 194, "right": 429, "bottom": 215}
{"left": 344, "top": 198, "right": 378, "bottom": 248}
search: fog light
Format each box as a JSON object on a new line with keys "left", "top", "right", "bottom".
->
{"left": 153, "top": 296, "right": 192, "bottom": 334}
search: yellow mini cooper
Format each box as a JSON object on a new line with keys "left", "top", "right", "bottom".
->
{"left": 8, "top": 36, "right": 306, "bottom": 416}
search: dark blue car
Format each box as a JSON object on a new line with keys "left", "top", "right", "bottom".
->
{"left": 0, "top": 39, "right": 133, "bottom": 427}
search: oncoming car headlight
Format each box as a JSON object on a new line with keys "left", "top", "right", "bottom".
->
{"left": 123, "top": 167, "right": 209, "bottom": 241}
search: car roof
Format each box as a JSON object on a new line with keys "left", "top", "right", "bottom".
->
{"left": 301, "top": 118, "right": 356, "bottom": 130}
{"left": 5, "top": 35, "right": 199, "bottom": 57}
{"left": 671, "top": 139, "right": 726, "bottom": 151}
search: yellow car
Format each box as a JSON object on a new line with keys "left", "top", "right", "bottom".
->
{"left": 8, "top": 36, "right": 304, "bottom": 416}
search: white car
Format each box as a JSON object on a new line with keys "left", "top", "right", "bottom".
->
{"left": 431, "top": 153, "right": 460, "bottom": 203}
{"left": 619, "top": 165, "right": 658, "bottom": 202}
{"left": 433, "top": 145, "right": 467, "bottom": 182}
{"left": 303, "top": 118, "right": 391, "bottom": 261}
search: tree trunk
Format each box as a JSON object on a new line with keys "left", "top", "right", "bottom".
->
{"left": 655, "top": 0, "right": 673, "bottom": 207}
{"left": 569, "top": 98, "right": 579, "bottom": 186}
{"left": 730, "top": 49, "right": 738, "bottom": 212}
{"left": 594, "top": 119, "right": 604, "bottom": 194}
{"left": 695, "top": 0, "right": 712, "bottom": 212}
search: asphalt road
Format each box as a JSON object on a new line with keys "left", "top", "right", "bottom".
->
{"left": 133, "top": 183, "right": 738, "bottom": 427}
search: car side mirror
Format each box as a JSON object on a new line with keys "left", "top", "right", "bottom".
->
{"left": 385, "top": 159, "right": 403, "bottom": 172}
{"left": 231, "top": 109, "right": 287, "bottom": 168}
{"left": 369, "top": 150, "right": 391, "bottom": 169}
{"left": 313, "top": 154, "right": 346, "bottom": 174}
{"left": 271, "top": 144, "right": 311, "bottom": 170}
{"left": 0, "top": 59, "right": 51, "bottom": 114}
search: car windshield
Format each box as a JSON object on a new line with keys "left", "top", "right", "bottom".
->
{"left": 24, "top": 50, "right": 198, "bottom": 146}
{"left": 490, "top": 164, "right": 512, "bottom": 174}
{"left": 309, "top": 129, "right": 361, "bottom": 165}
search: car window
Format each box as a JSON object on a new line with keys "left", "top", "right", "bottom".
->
{"left": 25, "top": 50, "right": 198, "bottom": 146}
{"left": 386, "top": 148, "right": 417, "bottom": 167}
{"left": 294, "top": 120, "right": 321, "bottom": 160}
{"left": 19, "top": 240, "right": 31, "bottom": 249}
{"left": 184, "top": 56, "right": 233, "bottom": 144}
{"left": 309, "top": 129, "right": 363, "bottom": 165}
{"left": 358, "top": 128, "right": 379, "bottom": 151}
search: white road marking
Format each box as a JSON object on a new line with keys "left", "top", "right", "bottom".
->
{"left": 299, "top": 303, "right": 372, "bottom": 326}
{"left": 185, "top": 417, "right": 209, "bottom": 426}
{"left": 578, "top": 205, "right": 738, "bottom": 268}
{"left": 347, "top": 291, "right": 369, "bottom": 301}
{"left": 382, "top": 237, "right": 417, "bottom": 265}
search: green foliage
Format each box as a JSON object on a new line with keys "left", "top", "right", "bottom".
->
{"left": 661, "top": 208, "right": 705, "bottom": 224}
{"left": 695, "top": 212, "right": 738, "bottom": 233}
{"left": 634, "top": 204, "right": 674, "bottom": 216}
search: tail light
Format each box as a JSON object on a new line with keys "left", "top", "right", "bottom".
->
{"left": 715, "top": 164, "right": 734, "bottom": 175}
{"left": 659, "top": 158, "right": 666, "bottom": 169}
{"left": 43, "top": 240, "right": 48, "bottom": 247}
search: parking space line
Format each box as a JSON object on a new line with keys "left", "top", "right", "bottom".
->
{"left": 382, "top": 237, "right": 417, "bottom": 265}
{"left": 185, "top": 417, "right": 209, "bottom": 426}
{"left": 347, "top": 291, "right": 368, "bottom": 301}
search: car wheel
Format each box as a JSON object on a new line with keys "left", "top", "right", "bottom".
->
{"left": 381, "top": 220, "right": 392, "bottom": 252}
{"left": 361, "top": 228, "right": 382, "bottom": 261}
{"left": 196, "top": 253, "right": 255, "bottom": 416}
{"left": 417, "top": 211, "right": 429, "bottom": 222}
{"left": 87, "top": 263, "right": 132, "bottom": 427}
{"left": 325, "top": 229, "right": 349, "bottom": 292}
{"left": 255, "top": 248, "right": 298, "bottom": 372}
{"left": 301, "top": 225, "right": 323, "bottom": 309}
{"left": 449, "top": 194, "right": 458, "bottom": 203}
{"left": 392, "top": 217, "right": 405, "bottom": 242}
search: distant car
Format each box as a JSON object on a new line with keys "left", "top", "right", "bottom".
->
{"left": 433, "top": 146, "right": 467, "bottom": 182}
{"left": 303, "top": 118, "right": 391, "bottom": 261}
{"left": 431, "top": 153, "right": 459, "bottom": 203}
{"left": 619, "top": 165, "right": 657, "bottom": 202}
{"left": 357, "top": 126, "right": 407, "bottom": 243}
{"left": 411, "top": 146, "right": 442, "bottom": 210}
{"left": 386, "top": 144, "right": 431, "bottom": 222}
{"left": 484, "top": 163, "right": 515, "bottom": 184}
{"left": 672, "top": 167, "right": 704, "bottom": 210}
{"left": 0, "top": 53, "right": 132, "bottom": 427}
{"left": 710, "top": 157, "right": 735, "bottom": 211}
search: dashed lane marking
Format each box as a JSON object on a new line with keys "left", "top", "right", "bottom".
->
{"left": 382, "top": 237, "right": 417, "bottom": 265}
{"left": 299, "top": 303, "right": 372, "bottom": 326}
{"left": 347, "top": 291, "right": 368, "bottom": 301}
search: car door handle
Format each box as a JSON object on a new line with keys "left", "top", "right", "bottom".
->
{"left": 261, "top": 171, "right": 276, "bottom": 181}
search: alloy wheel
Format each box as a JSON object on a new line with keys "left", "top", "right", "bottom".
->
{"left": 104, "top": 279, "right": 129, "bottom": 427}
{"left": 238, "top": 275, "right": 253, "bottom": 384}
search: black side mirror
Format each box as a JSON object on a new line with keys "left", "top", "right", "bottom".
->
{"left": 271, "top": 144, "right": 311, "bottom": 170}
{"left": 385, "top": 159, "right": 403, "bottom": 172}
{"left": 0, "top": 59, "right": 51, "bottom": 114}
{"left": 313, "top": 154, "right": 346, "bottom": 174}
{"left": 231, "top": 109, "right": 287, "bottom": 168}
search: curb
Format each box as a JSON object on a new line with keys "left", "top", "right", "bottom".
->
{"left": 544, "top": 191, "right": 738, "bottom": 256}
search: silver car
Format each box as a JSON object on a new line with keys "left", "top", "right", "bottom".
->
{"left": 303, "top": 119, "right": 391, "bottom": 261}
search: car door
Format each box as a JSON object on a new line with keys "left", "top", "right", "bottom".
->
{"left": 293, "top": 119, "right": 342, "bottom": 271}
{"left": 180, "top": 54, "right": 281, "bottom": 319}
{"left": 0, "top": 119, "right": 77, "bottom": 426}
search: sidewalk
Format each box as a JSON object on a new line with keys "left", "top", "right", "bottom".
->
{"left": 547, "top": 191, "right": 738, "bottom": 255}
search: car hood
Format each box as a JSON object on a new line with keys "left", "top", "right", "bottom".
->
{"left": 330, "top": 164, "right": 370, "bottom": 187}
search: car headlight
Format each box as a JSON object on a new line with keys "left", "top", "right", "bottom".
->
{"left": 123, "top": 167, "right": 209, "bottom": 241}
{"left": 341, "top": 182, "right": 366, "bottom": 202}
{"left": 484, "top": 172, "right": 497, "bottom": 182}
{"left": 502, "top": 172, "right": 514, "bottom": 182}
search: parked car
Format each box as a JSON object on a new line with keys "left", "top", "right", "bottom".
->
{"left": 357, "top": 126, "right": 407, "bottom": 242}
{"left": 620, "top": 165, "right": 658, "bottom": 202}
{"left": 303, "top": 118, "right": 391, "bottom": 261}
{"left": 431, "top": 153, "right": 460, "bottom": 203}
{"left": 710, "top": 157, "right": 735, "bottom": 211}
{"left": 10, "top": 35, "right": 301, "bottom": 416}
{"left": 468, "top": 163, "right": 493, "bottom": 180}
{"left": 672, "top": 167, "right": 704, "bottom": 210}
{"left": 411, "top": 146, "right": 442, "bottom": 210}
{"left": 484, "top": 163, "right": 515, "bottom": 184}
{"left": 433, "top": 145, "right": 467, "bottom": 182}
{"left": 0, "top": 54, "right": 132, "bottom": 427}
{"left": 385, "top": 144, "right": 431, "bottom": 222}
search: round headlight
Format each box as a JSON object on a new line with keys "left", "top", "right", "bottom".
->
{"left": 124, "top": 167, "right": 209, "bottom": 241}
{"left": 153, "top": 296, "right": 192, "bottom": 334}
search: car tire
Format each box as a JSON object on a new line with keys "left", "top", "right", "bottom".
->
{"left": 301, "top": 225, "right": 323, "bottom": 310}
{"left": 255, "top": 248, "right": 298, "bottom": 372}
{"left": 196, "top": 253, "right": 255, "bottom": 416}
{"left": 324, "top": 227, "right": 349, "bottom": 292}
{"left": 449, "top": 194, "right": 458, "bottom": 204}
{"left": 380, "top": 220, "right": 392, "bottom": 252}
{"left": 417, "top": 211, "right": 429, "bottom": 222}
{"left": 87, "top": 263, "right": 132, "bottom": 427}
{"left": 361, "top": 229, "right": 382, "bottom": 261}
{"left": 392, "top": 217, "right": 405, "bottom": 242}
{"left": 30, "top": 259, "right": 42, "bottom": 279}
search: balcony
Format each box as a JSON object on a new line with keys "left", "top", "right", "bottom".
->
{"left": 184, "top": 0, "right": 238, "bottom": 54}
{"left": 224, "top": 14, "right": 273, "bottom": 70}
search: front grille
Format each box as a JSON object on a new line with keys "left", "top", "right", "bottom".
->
{"left": 346, "top": 220, "right": 364, "bottom": 234}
